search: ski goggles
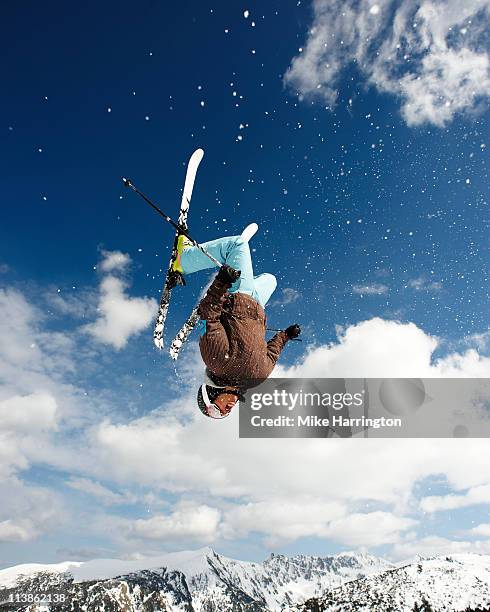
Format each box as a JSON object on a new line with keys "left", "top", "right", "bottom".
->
{"left": 225, "top": 388, "right": 245, "bottom": 402}
{"left": 199, "top": 384, "right": 242, "bottom": 419}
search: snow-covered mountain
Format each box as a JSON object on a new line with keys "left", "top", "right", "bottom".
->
{"left": 0, "top": 567, "right": 194, "bottom": 612}
{"left": 297, "top": 553, "right": 490, "bottom": 612}
{"left": 0, "top": 548, "right": 488, "bottom": 611}
{"left": 0, "top": 548, "right": 391, "bottom": 611}
{"left": 261, "top": 551, "right": 391, "bottom": 605}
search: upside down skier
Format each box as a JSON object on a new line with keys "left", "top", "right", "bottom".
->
{"left": 172, "top": 223, "right": 301, "bottom": 419}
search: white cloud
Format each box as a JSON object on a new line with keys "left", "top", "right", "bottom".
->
{"left": 0, "top": 289, "right": 90, "bottom": 541}
{"left": 392, "top": 535, "right": 490, "bottom": 560}
{"left": 223, "top": 498, "right": 346, "bottom": 546}
{"left": 2, "top": 281, "right": 490, "bottom": 557}
{"left": 352, "top": 283, "right": 389, "bottom": 295}
{"left": 323, "top": 512, "right": 417, "bottom": 547}
{"left": 433, "top": 347, "right": 490, "bottom": 377}
{"left": 0, "top": 289, "right": 83, "bottom": 480}
{"left": 92, "top": 318, "right": 490, "bottom": 494}
{"left": 420, "top": 483, "right": 490, "bottom": 513}
{"left": 224, "top": 503, "right": 416, "bottom": 549}
{"left": 469, "top": 523, "right": 490, "bottom": 537}
{"left": 0, "top": 288, "right": 48, "bottom": 375}
{"left": 285, "top": 0, "right": 490, "bottom": 126}
{"left": 99, "top": 250, "right": 131, "bottom": 273}
{"left": 0, "top": 435, "right": 28, "bottom": 479}
{"left": 225, "top": 505, "right": 416, "bottom": 550}
{"left": 84, "top": 263, "right": 156, "bottom": 350}
{"left": 0, "top": 519, "right": 36, "bottom": 543}
{"left": 93, "top": 413, "right": 234, "bottom": 494}
{"left": 275, "top": 317, "right": 436, "bottom": 378}
{"left": 0, "top": 393, "right": 57, "bottom": 433}
{"left": 85, "top": 318, "right": 490, "bottom": 554}
{"left": 274, "top": 318, "right": 490, "bottom": 378}
{"left": 0, "top": 288, "right": 77, "bottom": 397}
{"left": 0, "top": 478, "right": 65, "bottom": 543}
{"left": 129, "top": 503, "right": 221, "bottom": 543}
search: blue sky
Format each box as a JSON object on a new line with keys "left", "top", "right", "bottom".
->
{"left": 0, "top": 0, "right": 489, "bottom": 569}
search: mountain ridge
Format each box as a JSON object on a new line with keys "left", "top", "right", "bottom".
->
{"left": 0, "top": 549, "right": 489, "bottom": 611}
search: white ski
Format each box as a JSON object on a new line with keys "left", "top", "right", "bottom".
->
{"left": 169, "top": 307, "right": 200, "bottom": 360}
{"left": 153, "top": 148, "right": 204, "bottom": 350}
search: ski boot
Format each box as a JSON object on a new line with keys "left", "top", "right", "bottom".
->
{"left": 172, "top": 234, "right": 193, "bottom": 274}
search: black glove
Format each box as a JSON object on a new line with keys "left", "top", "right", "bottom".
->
{"left": 216, "top": 264, "right": 241, "bottom": 286}
{"left": 285, "top": 324, "right": 301, "bottom": 339}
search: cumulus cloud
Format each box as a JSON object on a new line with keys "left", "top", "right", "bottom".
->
{"left": 323, "top": 512, "right": 417, "bottom": 547}
{"left": 110, "top": 500, "right": 411, "bottom": 551}
{"left": 0, "top": 288, "right": 92, "bottom": 541}
{"left": 224, "top": 504, "right": 415, "bottom": 549}
{"left": 0, "top": 277, "right": 156, "bottom": 547}
{"left": 469, "top": 523, "right": 490, "bottom": 537}
{"left": 274, "top": 318, "right": 490, "bottom": 378}
{"left": 129, "top": 504, "right": 221, "bottom": 543}
{"left": 223, "top": 498, "right": 347, "bottom": 546}
{"left": 2, "top": 281, "right": 490, "bottom": 556}
{"left": 93, "top": 413, "right": 233, "bottom": 495}
{"left": 86, "top": 318, "right": 490, "bottom": 552}
{"left": 44, "top": 312, "right": 490, "bottom": 558}
{"left": 0, "top": 288, "right": 82, "bottom": 480}
{"left": 0, "top": 288, "right": 49, "bottom": 377}
{"left": 285, "top": 0, "right": 490, "bottom": 126}
{"left": 84, "top": 251, "right": 156, "bottom": 350}
{"left": 0, "top": 288, "right": 78, "bottom": 396}
{"left": 0, "top": 478, "right": 65, "bottom": 543}
{"left": 0, "top": 393, "right": 57, "bottom": 433}
{"left": 420, "top": 483, "right": 490, "bottom": 513}
{"left": 0, "top": 519, "right": 36, "bottom": 543}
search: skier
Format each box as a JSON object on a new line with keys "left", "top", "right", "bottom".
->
{"left": 172, "top": 223, "right": 301, "bottom": 419}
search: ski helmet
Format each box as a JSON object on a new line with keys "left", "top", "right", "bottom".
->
{"left": 197, "top": 384, "right": 234, "bottom": 419}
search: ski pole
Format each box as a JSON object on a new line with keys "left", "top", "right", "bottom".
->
{"left": 266, "top": 328, "right": 303, "bottom": 342}
{"left": 122, "top": 178, "right": 222, "bottom": 268}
